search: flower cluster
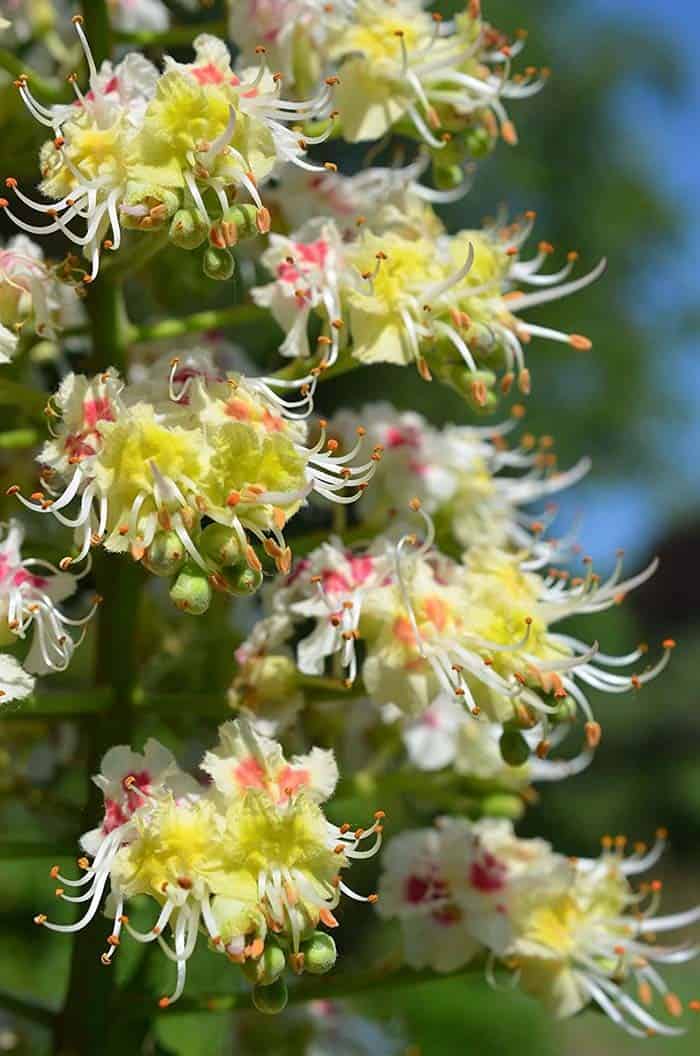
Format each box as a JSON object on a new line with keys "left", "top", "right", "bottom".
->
{"left": 2, "top": 23, "right": 336, "bottom": 280}
{"left": 0, "top": 518, "right": 96, "bottom": 702}
{"left": 231, "top": 0, "right": 546, "bottom": 170}
{"left": 8, "top": 351, "right": 378, "bottom": 611}
{"left": 326, "top": 402, "right": 590, "bottom": 552}
{"left": 252, "top": 206, "right": 604, "bottom": 403}
{"left": 379, "top": 818, "right": 700, "bottom": 1036}
{"left": 35, "top": 719, "right": 384, "bottom": 1010}
{"left": 235, "top": 518, "right": 670, "bottom": 768}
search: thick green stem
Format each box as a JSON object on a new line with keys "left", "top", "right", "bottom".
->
{"left": 52, "top": 278, "right": 145, "bottom": 1056}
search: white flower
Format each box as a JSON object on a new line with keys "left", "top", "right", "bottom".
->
{"left": 266, "top": 152, "right": 465, "bottom": 238}
{"left": 326, "top": 0, "right": 544, "bottom": 148}
{"left": 377, "top": 825, "right": 483, "bottom": 972}
{"left": 0, "top": 322, "right": 17, "bottom": 364}
{"left": 0, "top": 518, "right": 96, "bottom": 676}
{"left": 328, "top": 402, "right": 590, "bottom": 554}
{"left": 252, "top": 222, "right": 346, "bottom": 362}
{"left": 242, "top": 522, "right": 671, "bottom": 767}
{"left": 0, "top": 234, "right": 69, "bottom": 347}
{"left": 378, "top": 816, "right": 553, "bottom": 970}
{"left": 252, "top": 209, "right": 604, "bottom": 397}
{"left": 507, "top": 831, "right": 700, "bottom": 1035}
{"left": 80, "top": 738, "right": 200, "bottom": 857}
{"left": 229, "top": 0, "right": 352, "bottom": 94}
{"left": 107, "top": 0, "right": 170, "bottom": 33}
{"left": 0, "top": 653, "right": 35, "bottom": 703}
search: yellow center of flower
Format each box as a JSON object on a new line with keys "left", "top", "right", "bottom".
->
{"left": 338, "top": 11, "right": 429, "bottom": 67}
{"left": 346, "top": 232, "right": 445, "bottom": 312}
{"left": 225, "top": 791, "right": 341, "bottom": 893}
{"left": 95, "top": 405, "right": 203, "bottom": 510}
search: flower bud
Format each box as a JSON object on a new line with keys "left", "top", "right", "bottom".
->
{"left": 432, "top": 163, "right": 465, "bottom": 191}
{"left": 252, "top": 977, "right": 288, "bottom": 1015}
{"left": 120, "top": 183, "right": 179, "bottom": 231}
{"left": 499, "top": 729, "right": 530, "bottom": 768}
{"left": 435, "top": 364, "right": 497, "bottom": 413}
{"left": 218, "top": 560, "right": 263, "bottom": 597}
{"left": 242, "top": 942, "right": 287, "bottom": 985}
{"left": 465, "top": 124, "right": 496, "bottom": 159}
{"left": 203, "top": 246, "right": 235, "bottom": 281}
{"left": 551, "top": 695, "right": 577, "bottom": 724}
{"left": 169, "top": 208, "right": 208, "bottom": 250}
{"left": 142, "top": 530, "right": 186, "bottom": 577}
{"left": 169, "top": 561, "right": 212, "bottom": 615}
{"left": 198, "top": 524, "right": 242, "bottom": 569}
{"left": 300, "top": 931, "right": 337, "bottom": 975}
{"left": 480, "top": 793, "right": 525, "bottom": 821}
{"left": 220, "top": 204, "right": 261, "bottom": 242}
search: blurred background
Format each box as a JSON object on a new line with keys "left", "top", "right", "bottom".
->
{"left": 0, "top": 0, "right": 698, "bottom": 1053}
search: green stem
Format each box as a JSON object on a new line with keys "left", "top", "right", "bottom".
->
{"left": 0, "top": 427, "right": 39, "bottom": 449}
{"left": 0, "top": 49, "right": 67, "bottom": 102}
{"left": 52, "top": 279, "right": 145, "bottom": 1056}
{"left": 115, "top": 19, "right": 227, "bottom": 50}
{"left": 130, "top": 303, "right": 269, "bottom": 344}
{"left": 272, "top": 347, "right": 362, "bottom": 386}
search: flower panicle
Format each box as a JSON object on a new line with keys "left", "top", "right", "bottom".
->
{"left": 2, "top": 23, "right": 339, "bottom": 280}
{"left": 34, "top": 720, "right": 383, "bottom": 1010}
{"left": 378, "top": 817, "right": 700, "bottom": 1036}
{"left": 7, "top": 354, "right": 379, "bottom": 612}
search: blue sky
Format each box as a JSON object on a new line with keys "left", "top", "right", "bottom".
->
{"left": 554, "top": 0, "right": 700, "bottom": 563}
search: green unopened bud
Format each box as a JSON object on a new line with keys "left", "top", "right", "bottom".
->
{"left": 169, "top": 561, "right": 212, "bottom": 615}
{"left": 433, "top": 164, "right": 464, "bottom": 191}
{"left": 252, "top": 977, "right": 288, "bottom": 1015}
{"left": 203, "top": 246, "right": 235, "bottom": 281}
{"left": 142, "top": 530, "right": 186, "bottom": 577}
{"left": 435, "top": 364, "right": 497, "bottom": 413}
{"left": 551, "top": 695, "right": 577, "bottom": 723}
{"left": 465, "top": 124, "right": 496, "bottom": 159}
{"left": 243, "top": 943, "right": 286, "bottom": 985}
{"left": 121, "top": 183, "right": 179, "bottom": 231}
{"left": 499, "top": 729, "right": 530, "bottom": 768}
{"left": 300, "top": 932, "right": 337, "bottom": 975}
{"left": 218, "top": 559, "right": 263, "bottom": 597}
{"left": 169, "top": 208, "right": 208, "bottom": 250}
{"left": 198, "top": 524, "right": 242, "bottom": 568}
{"left": 481, "top": 794, "right": 525, "bottom": 821}
{"left": 219, "top": 203, "right": 268, "bottom": 243}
